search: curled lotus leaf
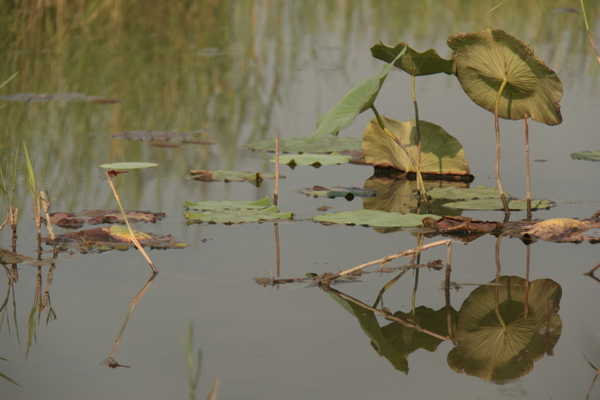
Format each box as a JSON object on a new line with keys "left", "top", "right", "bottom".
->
{"left": 371, "top": 41, "right": 453, "bottom": 76}
{"left": 362, "top": 116, "right": 471, "bottom": 176}
{"left": 305, "top": 47, "right": 406, "bottom": 144}
{"left": 447, "top": 29, "right": 563, "bottom": 125}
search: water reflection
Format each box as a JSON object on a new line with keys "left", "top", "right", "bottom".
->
{"left": 320, "top": 238, "right": 563, "bottom": 382}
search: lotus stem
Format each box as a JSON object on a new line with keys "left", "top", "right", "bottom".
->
{"left": 273, "top": 131, "right": 280, "bottom": 206}
{"left": 411, "top": 75, "right": 421, "bottom": 175}
{"left": 494, "top": 79, "right": 510, "bottom": 220}
{"left": 494, "top": 235, "right": 507, "bottom": 329}
{"left": 524, "top": 115, "right": 532, "bottom": 220}
{"left": 105, "top": 172, "right": 158, "bottom": 273}
{"left": 371, "top": 106, "right": 433, "bottom": 214}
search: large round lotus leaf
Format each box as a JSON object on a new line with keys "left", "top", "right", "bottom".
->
{"left": 371, "top": 41, "right": 453, "bottom": 76}
{"left": 362, "top": 116, "right": 470, "bottom": 175}
{"left": 447, "top": 29, "right": 563, "bottom": 125}
{"left": 447, "top": 276, "right": 562, "bottom": 382}
{"left": 305, "top": 47, "right": 406, "bottom": 144}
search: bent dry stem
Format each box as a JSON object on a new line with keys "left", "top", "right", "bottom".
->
{"left": 105, "top": 172, "right": 158, "bottom": 273}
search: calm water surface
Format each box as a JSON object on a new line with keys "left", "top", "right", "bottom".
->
{"left": 1, "top": 1, "right": 599, "bottom": 399}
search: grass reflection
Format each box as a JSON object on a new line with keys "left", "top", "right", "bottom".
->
{"left": 0, "top": 0, "right": 596, "bottom": 209}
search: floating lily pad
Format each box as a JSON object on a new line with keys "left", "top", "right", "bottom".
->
{"left": 186, "top": 205, "right": 293, "bottom": 224}
{"left": 190, "top": 170, "right": 282, "bottom": 183}
{"left": 0, "top": 92, "right": 119, "bottom": 103}
{"left": 185, "top": 197, "right": 293, "bottom": 224}
{"left": 362, "top": 116, "right": 471, "bottom": 176}
{"left": 428, "top": 186, "right": 506, "bottom": 200}
{"left": 448, "top": 276, "right": 562, "bottom": 381}
{"left": 270, "top": 152, "right": 351, "bottom": 167}
{"left": 443, "top": 198, "right": 555, "bottom": 211}
{"left": 185, "top": 197, "right": 272, "bottom": 211}
{"left": 313, "top": 209, "right": 438, "bottom": 227}
{"left": 245, "top": 137, "right": 362, "bottom": 153}
{"left": 100, "top": 162, "right": 159, "bottom": 170}
{"left": 448, "top": 29, "right": 563, "bottom": 125}
{"left": 371, "top": 41, "right": 453, "bottom": 76}
{"left": 305, "top": 48, "right": 406, "bottom": 144}
{"left": 298, "top": 186, "right": 378, "bottom": 200}
{"left": 571, "top": 151, "right": 600, "bottom": 161}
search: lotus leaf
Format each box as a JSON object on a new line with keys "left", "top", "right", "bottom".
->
{"left": 571, "top": 151, "right": 600, "bottom": 161}
{"left": 371, "top": 41, "right": 453, "bottom": 76}
{"left": 447, "top": 29, "right": 563, "bottom": 125}
{"left": 186, "top": 205, "right": 293, "bottom": 224}
{"left": 245, "top": 137, "right": 362, "bottom": 153}
{"left": 100, "top": 162, "right": 159, "bottom": 170}
{"left": 448, "top": 276, "right": 562, "bottom": 381}
{"left": 313, "top": 209, "right": 438, "bottom": 227}
{"left": 270, "top": 152, "right": 351, "bottom": 167}
{"left": 362, "top": 116, "right": 470, "bottom": 175}
{"left": 185, "top": 197, "right": 272, "bottom": 211}
{"left": 427, "top": 185, "right": 506, "bottom": 200}
{"left": 520, "top": 218, "right": 600, "bottom": 242}
{"left": 305, "top": 47, "right": 406, "bottom": 144}
{"left": 443, "top": 198, "right": 554, "bottom": 211}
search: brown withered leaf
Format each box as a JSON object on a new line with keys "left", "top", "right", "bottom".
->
{"left": 520, "top": 218, "right": 600, "bottom": 242}
{"left": 45, "top": 210, "right": 165, "bottom": 228}
{"left": 422, "top": 216, "right": 500, "bottom": 243}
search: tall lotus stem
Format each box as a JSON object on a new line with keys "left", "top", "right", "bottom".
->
{"left": 524, "top": 115, "right": 532, "bottom": 220}
{"left": 494, "top": 79, "right": 510, "bottom": 220}
{"left": 411, "top": 76, "right": 422, "bottom": 191}
{"left": 371, "top": 106, "right": 432, "bottom": 213}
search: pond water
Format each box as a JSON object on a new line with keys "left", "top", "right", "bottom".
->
{"left": 1, "top": 1, "right": 600, "bottom": 399}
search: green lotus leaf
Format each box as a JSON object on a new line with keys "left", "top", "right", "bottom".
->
{"left": 270, "top": 152, "right": 351, "bottom": 166}
{"left": 186, "top": 205, "right": 293, "bottom": 224}
{"left": 427, "top": 185, "right": 507, "bottom": 200}
{"left": 185, "top": 197, "right": 272, "bottom": 211}
{"left": 298, "top": 186, "right": 378, "bottom": 199}
{"left": 443, "top": 198, "right": 555, "bottom": 211}
{"left": 448, "top": 276, "right": 562, "bottom": 381}
{"left": 371, "top": 41, "right": 453, "bottom": 76}
{"left": 313, "top": 209, "right": 438, "bottom": 227}
{"left": 570, "top": 151, "right": 600, "bottom": 161}
{"left": 363, "top": 177, "right": 463, "bottom": 216}
{"left": 99, "top": 162, "right": 158, "bottom": 170}
{"left": 245, "top": 137, "right": 362, "bottom": 153}
{"left": 305, "top": 47, "right": 406, "bottom": 144}
{"left": 362, "top": 116, "right": 470, "bottom": 175}
{"left": 447, "top": 29, "right": 563, "bottom": 125}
